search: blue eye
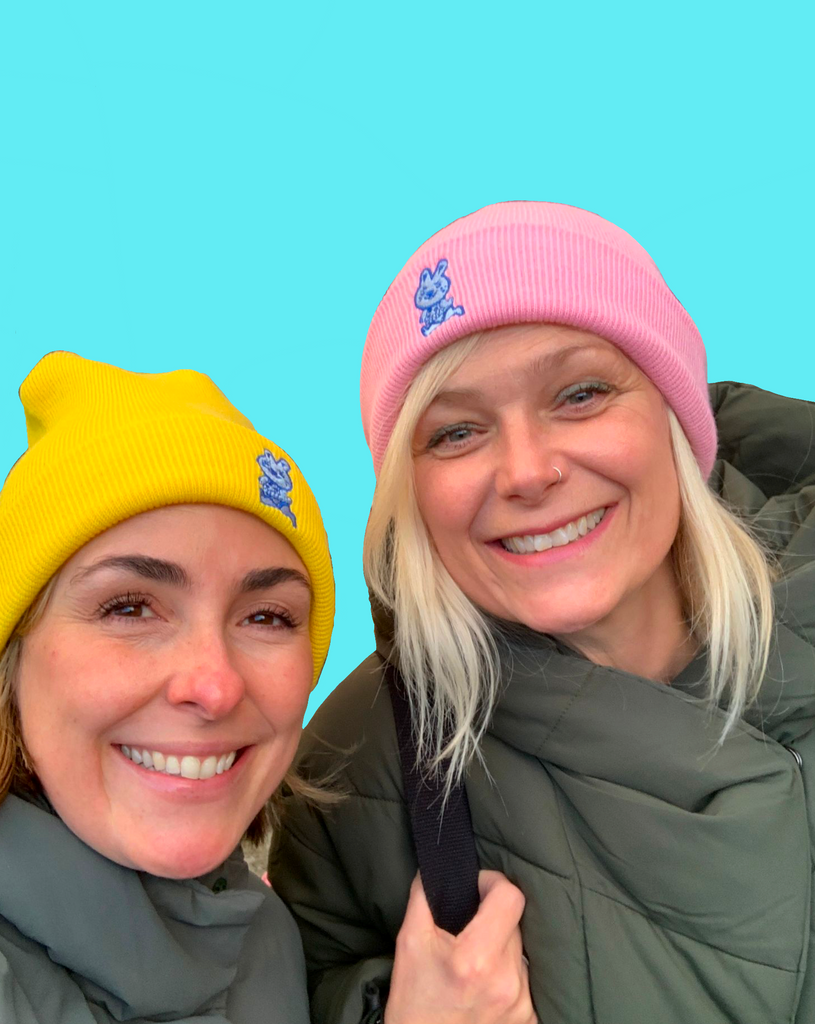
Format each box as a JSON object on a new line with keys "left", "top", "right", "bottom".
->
{"left": 559, "top": 381, "right": 611, "bottom": 407}
{"left": 426, "top": 422, "right": 477, "bottom": 450}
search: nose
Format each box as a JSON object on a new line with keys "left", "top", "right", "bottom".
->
{"left": 494, "top": 418, "right": 564, "bottom": 503}
{"left": 164, "top": 636, "right": 246, "bottom": 720}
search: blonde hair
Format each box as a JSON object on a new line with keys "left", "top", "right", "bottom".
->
{"left": 364, "top": 333, "right": 776, "bottom": 787}
{"left": 0, "top": 579, "right": 338, "bottom": 845}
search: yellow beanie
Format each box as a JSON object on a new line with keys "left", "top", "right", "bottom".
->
{"left": 0, "top": 352, "right": 334, "bottom": 685}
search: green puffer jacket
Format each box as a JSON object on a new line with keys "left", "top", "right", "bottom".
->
{"left": 0, "top": 793, "right": 310, "bottom": 1023}
{"left": 270, "top": 382, "right": 815, "bottom": 1024}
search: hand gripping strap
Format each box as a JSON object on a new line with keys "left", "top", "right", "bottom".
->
{"left": 385, "top": 663, "right": 480, "bottom": 935}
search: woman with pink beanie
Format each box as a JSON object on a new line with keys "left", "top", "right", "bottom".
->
{"left": 270, "top": 202, "right": 815, "bottom": 1023}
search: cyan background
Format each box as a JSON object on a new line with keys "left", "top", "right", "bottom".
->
{"left": 1, "top": 3, "right": 811, "bottom": 719}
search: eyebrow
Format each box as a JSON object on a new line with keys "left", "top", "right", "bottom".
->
{"left": 429, "top": 342, "right": 612, "bottom": 407}
{"left": 239, "top": 567, "right": 312, "bottom": 595}
{"left": 70, "top": 556, "right": 311, "bottom": 595}
{"left": 70, "top": 555, "right": 189, "bottom": 588}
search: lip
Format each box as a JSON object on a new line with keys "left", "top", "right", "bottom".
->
{"left": 489, "top": 504, "right": 616, "bottom": 565}
{"left": 113, "top": 743, "right": 253, "bottom": 800}
{"left": 491, "top": 505, "right": 612, "bottom": 543}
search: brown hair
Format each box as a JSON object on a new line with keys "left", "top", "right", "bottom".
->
{"left": 0, "top": 578, "right": 57, "bottom": 804}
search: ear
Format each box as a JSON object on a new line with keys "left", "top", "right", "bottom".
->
{"left": 433, "top": 259, "right": 448, "bottom": 279}
{"left": 420, "top": 269, "right": 432, "bottom": 286}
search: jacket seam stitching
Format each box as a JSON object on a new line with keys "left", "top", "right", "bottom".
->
{"left": 537, "top": 680, "right": 589, "bottom": 750}
{"left": 552, "top": 786, "right": 599, "bottom": 1024}
{"left": 477, "top": 835, "right": 572, "bottom": 881}
{"left": 776, "top": 617, "right": 815, "bottom": 651}
{"left": 337, "top": 788, "right": 405, "bottom": 807}
{"left": 580, "top": 884, "right": 800, "bottom": 974}
{"left": 281, "top": 823, "right": 348, "bottom": 870}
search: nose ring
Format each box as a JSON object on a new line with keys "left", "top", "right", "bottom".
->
{"left": 553, "top": 465, "right": 562, "bottom": 483}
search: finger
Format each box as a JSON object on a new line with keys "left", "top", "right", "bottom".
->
{"left": 477, "top": 868, "right": 510, "bottom": 901}
{"left": 398, "top": 872, "right": 436, "bottom": 937}
{"left": 463, "top": 871, "right": 526, "bottom": 949}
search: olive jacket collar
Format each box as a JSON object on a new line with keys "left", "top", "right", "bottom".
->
{"left": 0, "top": 794, "right": 310, "bottom": 1024}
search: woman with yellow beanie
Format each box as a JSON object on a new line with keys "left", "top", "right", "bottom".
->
{"left": 0, "top": 351, "right": 335, "bottom": 1023}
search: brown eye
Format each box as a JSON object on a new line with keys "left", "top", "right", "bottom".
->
{"left": 99, "top": 594, "right": 156, "bottom": 619}
{"left": 115, "top": 604, "right": 145, "bottom": 617}
{"left": 241, "top": 608, "right": 297, "bottom": 629}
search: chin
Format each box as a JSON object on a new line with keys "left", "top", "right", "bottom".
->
{"left": 123, "top": 832, "right": 243, "bottom": 880}
{"left": 514, "top": 592, "right": 620, "bottom": 638}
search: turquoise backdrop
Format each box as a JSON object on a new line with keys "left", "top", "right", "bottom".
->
{"left": 2, "top": 2, "right": 811, "bottom": 718}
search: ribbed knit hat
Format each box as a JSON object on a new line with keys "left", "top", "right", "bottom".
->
{"left": 0, "top": 351, "right": 334, "bottom": 684}
{"left": 361, "top": 201, "right": 715, "bottom": 476}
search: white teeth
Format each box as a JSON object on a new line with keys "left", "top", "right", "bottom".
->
{"left": 119, "top": 745, "right": 238, "bottom": 780}
{"left": 501, "top": 507, "right": 607, "bottom": 554}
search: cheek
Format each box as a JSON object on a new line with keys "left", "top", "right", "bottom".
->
{"left": 634, "top": 421, "right": 679, "bottom": 504}
{"left": 594, "top": 406, "right": 676, "bottom": 484}
{"left": 414, "top": 463, "right": 485, "bottom": 543}
{"left": 252, "top": 645, "right": 313, "bottom": 731}
{"left": 18, "top": 634, "right": 151, "bottom": 748}
{"left": 606, "top": 414, "right": 681, "bottom": 537}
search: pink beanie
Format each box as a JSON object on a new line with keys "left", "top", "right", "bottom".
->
{"left": 361, "top": 201, "right": 716, "bottom": 477}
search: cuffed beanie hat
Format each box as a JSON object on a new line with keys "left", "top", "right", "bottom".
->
{"left": 361, "top": 201, "right": 716, "bottom": 477}
{"left": 0, "top": 351, "right": 334, "bottom": 684}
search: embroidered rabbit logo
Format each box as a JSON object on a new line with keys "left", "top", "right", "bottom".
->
{"left": 257, "top": 449, "right": 296, "bottom": 527}
{"left": 414, "top": 258, "right": 465, "bottom": 336}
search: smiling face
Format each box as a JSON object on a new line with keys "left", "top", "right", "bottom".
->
{"left": 412, "top": 324, "right": 686, "bottom": 659}
{"left": 16, "top": 504, "right": 313, "bottom": 879}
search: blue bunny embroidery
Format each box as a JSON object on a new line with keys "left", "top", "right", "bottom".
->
{"left": 414, "top": 258, "right": 465, "bottom": 336}
{"left": 257, "top": 449, "right": 297, "bottom": 527}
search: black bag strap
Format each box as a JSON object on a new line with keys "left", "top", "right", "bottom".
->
{"left": 385, "top": 663, "right": 480, "bottom": 935}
